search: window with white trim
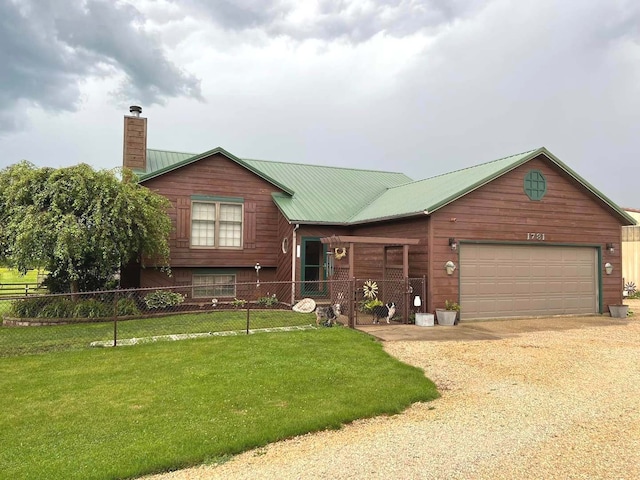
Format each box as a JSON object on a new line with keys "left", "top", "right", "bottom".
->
{"left": 191, "top": 201, "right": 243, "bottom": 248}
{"left": 192, "top": 274, "right": 236, "bottom": 298}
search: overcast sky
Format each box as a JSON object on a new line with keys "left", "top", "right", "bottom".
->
{"left": 1, "top": 0, "right": 639, "bottom": 208}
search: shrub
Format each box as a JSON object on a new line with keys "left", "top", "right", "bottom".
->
{"left": 231, "top": 298, "right": 247, "bottom": 309}
{"left": 143, "top": 290, "right": 185, "bottom": 309}
{"left": 38, "top": 298, "right": 75, "bottom": 318}
{"left": 73, "top": 299, "right": 112, "bottom": 318}
{"left": 360, "top": 298, "right": 383, "bottom": 313}
{"left": 257, "top": 294, "right": 278, "bottom": 307}
{"left": 11, "top": 297, "right": 46, "bottom": 318}
{"left": 117, "top": 297, "right": 140, "bottom": 316}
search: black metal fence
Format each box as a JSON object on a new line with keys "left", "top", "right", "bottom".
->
{"left": 0, "top": 278, "right": 425, "bottom": 357}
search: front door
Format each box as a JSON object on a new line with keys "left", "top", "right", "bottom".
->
{"left": 301, "top": 238, "right": 328, "bottom": 296}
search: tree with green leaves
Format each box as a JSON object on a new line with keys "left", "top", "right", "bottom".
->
{"left": 0, "top": 161, "right": 172, "bottom": 293}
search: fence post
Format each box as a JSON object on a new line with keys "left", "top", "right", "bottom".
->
{"left": 422, "top": 275, "right": 427, "bottom": 314}
{"left": 349, "top": 277, "right": 355, "bottom": 328}
{"left": 246, "top": 302, "right": 250, "bottom": 335}
{"left": 113, "top": 290, "right": 119, "bottom": 347}
{"left": 404, "top": 276, "right": 410, "bottom": 324}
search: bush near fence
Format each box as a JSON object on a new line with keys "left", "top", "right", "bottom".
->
{"left": 0, "top": 278, "right": 425, "bottom": 357}
{"left": 0, "top": 282, "right": 323, "bottom": 357}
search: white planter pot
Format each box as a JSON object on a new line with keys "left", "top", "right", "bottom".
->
{"left": 415, "top": 313, "right": 434, "bottom": 327}
{"left": 608, "top": 305, "right": 629, "bottom": 318}
{"left": 436, "top": 309, "right": 457, "bottom": 326}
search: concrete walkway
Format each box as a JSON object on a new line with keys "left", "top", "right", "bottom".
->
{"left": 356, "top": 315, "right": 631, "bottom": 341}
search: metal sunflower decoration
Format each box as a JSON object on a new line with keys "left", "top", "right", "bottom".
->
{"left": 362, "top": 280, "right": 378, "bottom": 299}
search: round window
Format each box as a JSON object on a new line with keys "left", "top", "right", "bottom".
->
{"left": 281, "top": 237, "right": 289, "bottom": 254}
{"left": 524, "top": 170, "right": 547, "bottom": 201}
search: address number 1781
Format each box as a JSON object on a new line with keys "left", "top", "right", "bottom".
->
{"left": 527, "top": 233, "right": 545, "bottom": 240}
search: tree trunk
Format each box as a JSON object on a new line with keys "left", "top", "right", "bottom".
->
{"left": 70, "top": 279, "right": 79, "bottom": 299}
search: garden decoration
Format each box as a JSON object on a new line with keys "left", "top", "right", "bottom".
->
{"left": 362, "top": 280, "right": 378, "bottom": 299}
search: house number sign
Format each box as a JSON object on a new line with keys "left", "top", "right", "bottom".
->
{"left": 527, "top": 233, "right": 545, "bottom": 240}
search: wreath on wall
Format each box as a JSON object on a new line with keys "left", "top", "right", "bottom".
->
{"left": 334, "top": 247, "right": 347, "bottom": 260}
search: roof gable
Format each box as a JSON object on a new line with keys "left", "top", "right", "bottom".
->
{"left": 140, "top": 147, "right": 294, "bottom": 195}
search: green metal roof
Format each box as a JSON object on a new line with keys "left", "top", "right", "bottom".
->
{"left": 243, "top": 159, "right": 412, "bottom": 224}
{"left": 349, "top": 149, "right": 538, "bottom": 222}
{"left": 137, "top": 146, "right": 635, "bottom": 226}
{"left": 145, "top": 149, "right": 194, "bottom": 174}
{"left": 138, "top": 148, "right": 412, "bottom": 224}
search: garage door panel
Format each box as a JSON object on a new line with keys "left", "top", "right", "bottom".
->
{"left": 530, "top": 265, "right": 547, "bottom": 277}
{"left": 513, "top": 282, "right": 531, "bottom": 294}
{"left": 474, "top": 282, "right": 499, "bottom": 295}
{"left": 530, "top": 281, "right": 550, "bottom": 294}
{"left": 495, "top": 282, "right": 516, "bottom": 295}
{"left": 477, "top": 265, "right": 499, "bottom": 276}
{"left": 576, "top": 265, "right": 594, "bottom": 275}
{"left": 514, "top": 249, "right": 534, "bottom": 260}
{"left": 460, "top": 245, "right": 597, "bottom": 320}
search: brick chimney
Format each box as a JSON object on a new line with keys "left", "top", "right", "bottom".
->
{"left": 123, "top": 106, "right": 147, "bottom": 171}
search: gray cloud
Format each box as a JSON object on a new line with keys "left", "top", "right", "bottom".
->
{"left": 181, "top": 0, "right": 482, "bottom": 42}
{"left": 0, "top": 0, "right": 201, "bottom": 133}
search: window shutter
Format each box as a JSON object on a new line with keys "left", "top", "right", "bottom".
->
{"left": 244, "top": 201, "right": 256, "bottom": 249}
{"left": 176, "top": 197, "right": 190, "bottom": 248}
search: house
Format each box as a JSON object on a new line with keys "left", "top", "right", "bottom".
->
{"left": 622, "top": 208, "right": 640, "bottom": 292}
{"left": 121, "top": 107, "right": 635, "bottom": 321}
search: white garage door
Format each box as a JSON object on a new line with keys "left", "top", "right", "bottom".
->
{"left": 460, "top": 244, "right": 598, "bottom": 320}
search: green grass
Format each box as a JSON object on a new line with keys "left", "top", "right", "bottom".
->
{"left": 0, "top": 268, "right": 47, "bottom": 298}
{"left": 0, "top": 310, "right": 317, "bottom": 357}
{"left": 0, "top": 328, "right": 439, "bottom": 480}
{"left": 0, "top": 267, "right": 42, "bottom": 284}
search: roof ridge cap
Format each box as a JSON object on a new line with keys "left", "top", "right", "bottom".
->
{"left": 243, "top": 157, "right": 408, "bottom": 176}
{"left": 419, "top": 148, "right": 540, "bottom": 181}
{"left": 147, "top": 148, "right": 198, "bottom": 155}
{"left": 346, "top": 187, "right": 392, "bottom": 222}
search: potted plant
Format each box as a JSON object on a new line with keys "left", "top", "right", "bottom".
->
{"left": 608, "top": 304, "right": 629, "bottom": 318}
{"left": 436, "top": 300, "right": 460, "bottom": 326}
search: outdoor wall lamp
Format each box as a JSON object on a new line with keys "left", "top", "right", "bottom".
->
{"left": 605, "top": 262, "right": 613, "bottom": 275}
{"left": 606, "top": 243, "right": 615, "bottom": 254}
{"left": 445, "top": 260, "right": 457, "bottom": 275}
{"left": 449, "top": 238, "right": 458, "bottom": 251}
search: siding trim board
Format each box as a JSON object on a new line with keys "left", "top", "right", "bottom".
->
{"left": 191, "top": 195, "right": 244, "bottom": 203}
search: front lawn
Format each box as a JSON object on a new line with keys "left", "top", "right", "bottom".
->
{"left": 0, "top": 328, "right": 438, "bottom": 480}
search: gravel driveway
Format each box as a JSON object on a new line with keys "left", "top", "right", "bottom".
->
{"left": 145, "top": 305, "right": 640, "bottom": 480}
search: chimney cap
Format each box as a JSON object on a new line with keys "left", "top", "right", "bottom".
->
{"left": 129, "top": 105, "right": 142, "bottom": 117}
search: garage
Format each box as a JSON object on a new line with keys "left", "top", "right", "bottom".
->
{"left": 460, "top": 244, "right": 598, "bottom": 320}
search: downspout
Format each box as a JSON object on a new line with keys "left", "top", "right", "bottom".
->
{"left": 291, "top": 223, "right": 300, "bottom": 305}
